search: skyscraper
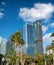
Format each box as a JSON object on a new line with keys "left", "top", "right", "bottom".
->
{"left": 0, "top": 37, "right": 7, "bottom": 55}
{"left": 6, "top": 40, "right": 14, "bottom": 55}
{"left": 22, "top": 20, "right": 43, "bottom": 57}
{"left": 33, "top": 20, "right": 43, "bottom": 54}
{"left": 23, "top": 23, "right": 34, "bottom": 57}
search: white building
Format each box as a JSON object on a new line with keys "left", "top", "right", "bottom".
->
{"left": 0, "top": 36, "right": 7, "bottom": 55}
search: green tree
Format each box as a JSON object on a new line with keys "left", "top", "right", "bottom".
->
{"left": 46, "top": 33, "right": 54, "bottom": 65}
{"left": 10, "top": 31, "right": 24, "bottom": 64}
{"left": 9, "top": 48, "right": 16, "bottom": 65}
{"left": 34, "top": 54, "right": 45, "bottom": 65}
{"left": 51, "top": 32, "right": 54, "bottom": 45}
{"left": 10, "top": 32, "right": 24, "bottom": 47}
{"left": 51, "top": 33, "right": 54, "bottom": 37}
{"left": 50, "top": 32, "right": 54, "bottom": 65}
{"left": 0, "top": 54, "right": 4, "bottom": 64}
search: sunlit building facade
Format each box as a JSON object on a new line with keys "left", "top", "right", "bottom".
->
{"left": 0, "top": 38, "right": 7, "bottom": 55}
{"left": 22, "top": 20, "right": 43, "bottom": 57}
{"left": 23, "top": 23, "right": 34, "bottom": 57}
{"left": 6, "top": 40, "right": 14, "bottom": 55}
{"left": 33, "top": 20, "right": 43, "bottom": 54}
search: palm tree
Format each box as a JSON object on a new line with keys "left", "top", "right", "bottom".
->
{"left": 50, "top": 32, "right": 54, "bottom": 65}
{"left": 51, "top": 32, "right": 54, "bottom": 43}
{"left": 9, "top": 48, "right": 16, "bottom": 65}
{"left": 51, "top": 32, "right": 54, "bottom": 50}
{"left": 51, "top": 33, "right": 54, "bottom": 37}
{"left": 10, "top": 31, "right": 24, "bottom": 64}
{"left": 10, "top": 32, "right": 24, "bottom": 46}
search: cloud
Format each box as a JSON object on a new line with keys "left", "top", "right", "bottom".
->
{"left": 0, "top": 2, "right": 6, "bottom": 19}
{"left": 43, "top": 33, "right": 54, "bottom": 46}
{"left": 0, "top": 12, "right": 4, "bottom": 18}
{"left": 19, "top": 3, "right": 54, "bottom": 22}
{"left": 0, "top": 8, "right": 4, "bottom": 11}
{"left": 42, "top": 25, "right": 48, "bottom": 34}
{"left": 50, "top": 22, "right": 54, "bottom": 28}
{"left": 43, "top": 33, "right": 54, "bottom": 53}
{"left": 42, "top": 22, "right": 54, "bottom": 34}
{"left": 1, "top": 1, "right": 6, "bottom": 5}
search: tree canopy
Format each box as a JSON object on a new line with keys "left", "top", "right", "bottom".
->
{"left": 51, "top": 32, "right": 54, "bottom": 37}
{"left": 10, "top": 32, "right": 24, "bottom": 46}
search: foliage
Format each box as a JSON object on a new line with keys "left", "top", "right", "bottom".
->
{"left": 9, "top": 48, "right": 16, "bottom": 65}
{"left": 9, "top": 31, "right": 24, "bottom": 65}
{"left": 34, "top": 54, "right": 45, "bottom": 65}
{"left": 46, "top": 43, "right": 54, "bottom": 51}
{"left": 22, "top": 53, "right": 45, "bottom": 65}
{"left": 0, "top": 54, "right": 4, "bottom": 64}
{"left": 46, "top": 54, "right": 53, "bottom": 65}
{"left": 46, "top": 32, "right": 54, "bottom": 65}
{"left": 51, "top": 32, "right": 54, "bottom": 37}
{"left": 10, "top": 32, "right": 24, "bottom": 46}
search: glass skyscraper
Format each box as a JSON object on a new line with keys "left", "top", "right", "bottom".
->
{"left": 22, "top": 20, "right": 43, "bottom": 57}
{"left": 0, "top": 38, "right": 7, "bottom": 55}
{"left": 23, "top": 23, "right": 34, "bottom": 57}
{"left": 33, "top": 20, "right": 43, "bottom": 54}
{"left": 6, "top": 40, "right": 14, "bottom": 55}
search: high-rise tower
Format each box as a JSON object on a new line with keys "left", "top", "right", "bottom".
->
{"left": 33, "top": 20, "right": 43, "bottom": 54}
{"left": 23, "top": 23, "right": 34, "bottom": 57}
{"left": 0, "top": 38, "right": 7, "bottom": 55}
{"left": 22, "top": 20, "right": 43, "bottom": 57}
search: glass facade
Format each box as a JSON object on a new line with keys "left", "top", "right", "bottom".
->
{"left": 22, "top": 20, "right": 43, "bottom": 57}
{"left": 6, "top": 41, "right": 14, "bottom": 55}
{"left": 27, "top": 46, "right": 34, "bottom": 57}
{"left": 0, "top": 39, "right": 7, "bottom": 55}
{"left": 23, "top": 23, "right": 34, "bottom": 57}
{"left": 33, "top": 20, "right": 43, "bottom": 54}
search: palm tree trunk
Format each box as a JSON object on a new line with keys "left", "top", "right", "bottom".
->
{"left": 52, "top": 52, "right": 54, "bottom": 65}
{"left": 20, "top": 46, "right": 22, "bottom": 65}
{"left": 14, "top": 45, "right": 17, "bottom": 65}
{"left": 19, "top": 44, "right": 23, "bottom": 65}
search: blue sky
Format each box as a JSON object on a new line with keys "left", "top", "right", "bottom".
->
{"left": 0, "top": 0, "right": 54, "bottom": 50}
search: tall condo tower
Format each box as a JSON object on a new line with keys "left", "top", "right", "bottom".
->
{"left": 23, "top": 23, "right": 34, "bottom": 57}
{"left": 33, "top": 20, "right": 43, "bottom": 54}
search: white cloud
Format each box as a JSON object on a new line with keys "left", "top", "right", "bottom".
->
{"left": 0, "top": 2, "right": 5, "bottom": 19}
{"left": 1, "top": 1, "right": 6, "bottom": 5}
{"left": 42, "top": 22, "right": 54, "bottom": 33}
{"left": 19, "top": 3, "right": 54, "bottom": 22}
{"left": 43, "top": 33, "right": 54, "bottom": 46}
{"left": 50, "top": 22, "right": 54, "bottom": 28}
{"left": 42, "top": 25, "right": 48, "bottom": 34}
{"left": 43, "top": 33, "right": 54, "bottom": 53}
{"left": 0, "top": 9, "right": 4, "bottom": 11}
{"left": 0, "top": 12, "right": 4, "bottom": 18}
